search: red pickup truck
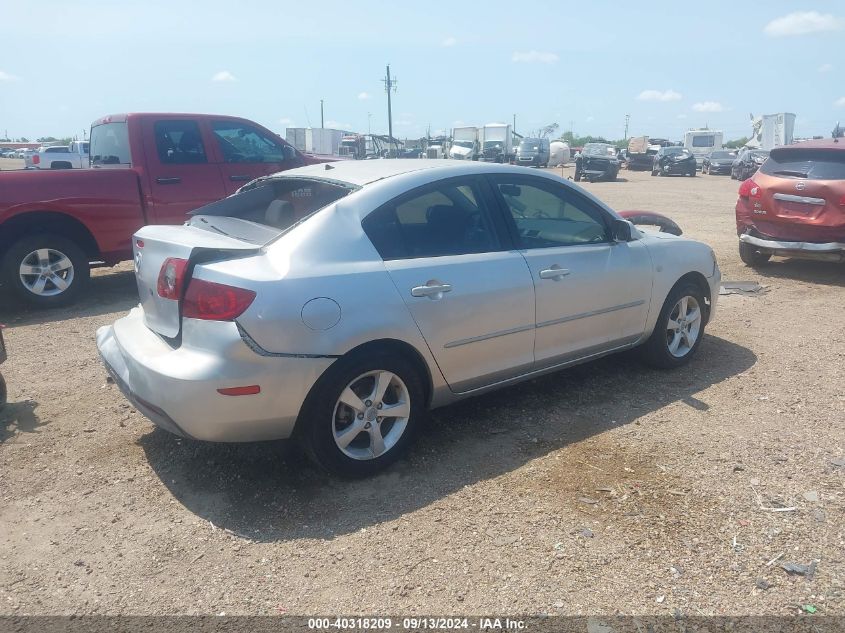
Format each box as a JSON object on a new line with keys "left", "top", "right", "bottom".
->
{"left": 0, "top": 112, "right": 325, "bottom": 307}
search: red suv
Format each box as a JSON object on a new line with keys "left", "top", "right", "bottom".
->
{"left": 735, "top": 139, "right": 845, "bottom": 266}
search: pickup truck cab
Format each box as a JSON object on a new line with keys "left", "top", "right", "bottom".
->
{"left": 0, "top": 113, "right": 323, "bottom": 307}
{"left": 28, "top": 141, "right": 90, "bottom": 169}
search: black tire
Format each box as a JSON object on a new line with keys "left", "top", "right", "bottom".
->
{"left": 651, "top": 167, "right": 658, "bottom": 176}
{"left": 639, "top": 281, "right": 707, "bottom": 369}
{"left": 738, "top": 240, "right": 772, "bottom": 266}
{"left": 689, "top": 169, "right": 696, "bottom": 177}
{"left": 1, "top": 234, "right": 90, "bottom": 308}
{"left": 298, "top": 351, "right": 425, "bottom": 477}
{"left": 0, "top": 372, "right": 6, "bottom": 410}
{"left": 574, "top": 168, "right": 582, "bottom": 182}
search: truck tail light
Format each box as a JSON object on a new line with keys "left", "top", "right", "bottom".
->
{"left": 156, "top": 257, "right": 189, "bottom": 300}
{"left": 32, "top": 154, "right": 40, "bottom": 165}
{"left": 738, "top": 179, "right": 761, "bottom": 199}
{"left": 182, "top": 279, "right": 256, "bottom": 321}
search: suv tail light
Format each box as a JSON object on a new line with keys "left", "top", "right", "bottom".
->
{"left": 182, "top": 279, "right": 256, "bottom": 321}
{"left": 32, "top": 154, "right": 40, "bottom": 165}
{"left": 157, "top": 257, "right": 189, "bottom": 300}
{"left": 738, "top": 179, "right": 762, "bottom": 199}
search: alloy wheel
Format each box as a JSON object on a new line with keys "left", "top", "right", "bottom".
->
{"left": 332, "top": 370, "right": 411, "bottom": 460}
{"left": 665, "top": 295, "right": 702, "bottom": 358}
{"left": 19, "top": 248, "right": 75, "bottom": 297}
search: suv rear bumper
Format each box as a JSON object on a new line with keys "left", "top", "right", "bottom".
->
{"left": 740, "top": 233, "right": 845, "bottom": 260}
{"left": 96, "top": 307, "right": 335, "bottom": 442}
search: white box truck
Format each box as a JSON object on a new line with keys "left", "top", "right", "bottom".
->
{"left": 759, "top": 113, "right": 796, "bottom": 150}
{"left": 285, "top": 128, "right": 345, "bottom": 155}
{"left": 449, "top": 126, "right": 480, "bottom": 160}
{"left": 480, "top": 123, "right": 513, "bottom": 163}
{"left": 683, "top": 129, "right": 723, "bottom": 168}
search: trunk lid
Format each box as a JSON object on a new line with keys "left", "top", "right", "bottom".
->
{"left": 133, "top": 222, "right": 265, "bottom": 338}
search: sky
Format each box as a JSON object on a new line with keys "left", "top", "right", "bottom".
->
{"left": 2, "top": 1, "right": 844, "bottom": 142}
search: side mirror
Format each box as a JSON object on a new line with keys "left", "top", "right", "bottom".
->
{"left": 612, "top": 218, "right": 633, "bottom": 242}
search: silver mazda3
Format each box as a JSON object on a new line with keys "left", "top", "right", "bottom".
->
{"left": 97, "top": 160, "right": 720, "bottom": 476}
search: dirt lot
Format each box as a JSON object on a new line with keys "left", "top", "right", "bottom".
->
{"left": 0, "top": 167, "right": 843, "bottom": 617}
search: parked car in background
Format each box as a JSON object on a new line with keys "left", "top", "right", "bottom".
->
{"left": 0, "top": 149, "right": 17, "bottom": 158}
{"left": 0, "top": 112, "right": 328, "bottom": 308}
{"left": 97, "top": 160, "right": 719, "bottom": 476}
{"left": 515, "top": 137, "right": 550, "bottom": 167}
{"left": 702, "top": 150, "right": 736, "bottom": 175}
{"left": 684, "top": 129, "right": 724, "bottom": 169}
{"left": 731, "top": 149, "right": 769, "bottom": 181}
{"left": 652, "top": 146, "right": 697, "bottom": 177}
{"left": 735, "top": 139, "right": 845, "bottom": 266}
{"left": 574, "top": 143, "right": 620, "bottom": 181}
{"left": 28, "top": 141, "right": 90, "bottom": 169}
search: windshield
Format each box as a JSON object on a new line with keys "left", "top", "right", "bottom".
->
{"left": 453, "top": 140, "right": 473, "bottom": 149}
{"left": 583, "top": 144, "right": 612, "bottom": 156}
{"left": 711, "top": 151, "right": 735, "bottom": 159}
{"left": 664, "top": 148, "right": 689, "bottom": 156}
{"left": 691, "top": 135, "right": 717, "bottom": 148}
{"left": 760, "top": 150, "right": 845, "bottom": 180}
{"left": 519, "top": 139, "right": 541, "bottom": 151}
{"left": 484, "top": 141, "right": 503, "bottom": 148}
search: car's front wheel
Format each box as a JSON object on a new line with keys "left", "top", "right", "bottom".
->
{"left": 639, "top": 282, "right": 707, "bottom": 369}
{"left": 299, "top": 352, "right": 424, "bottom": 477}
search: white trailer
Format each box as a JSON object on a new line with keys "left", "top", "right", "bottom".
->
{"left": 548, "top": 140, "right": 571, "bottom": 166}
{"left": 285, "top": 127, "right": 346, "bottom": 155}
{"left": 683, "top": 130, "right": 723, "bottom": 168}
{"left": 449, "top": 126, "right": 480, "bottom": 160}
{"left": 752, "top": 113, "right": 796, "bottom": 150}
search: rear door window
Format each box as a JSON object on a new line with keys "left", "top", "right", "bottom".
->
{"left": 154, "top": 120, "right": 208, "bottom": 164}
{"left": 90, "top": 122, "right": 131, "bottom": 166}
{"left": 363, "top": 178, "right": 501, "bottom": 259}
{"left": 760, "top": 150, "right": 845, "bottom": 180}
{"left": 210, "top": 121, "right": 295, "bottom": 163}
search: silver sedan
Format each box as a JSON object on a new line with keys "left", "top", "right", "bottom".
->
{"left": 97, "top": 160, "right": 720, "bottom": 476}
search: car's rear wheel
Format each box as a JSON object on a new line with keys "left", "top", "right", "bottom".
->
{"left": 1, "top": 234, "right": 90, "bottom": 308}
{"left": 0, "top": 371, "right": 6, "bottom": 410}
{"left": 298, "top": 352, "right": 424, "bottom": 477}
{"left": 738, "top": 240, "right": 772, "bottom": 266}
{"left": 639, "top": 282, "right": 707, "bottom": 369}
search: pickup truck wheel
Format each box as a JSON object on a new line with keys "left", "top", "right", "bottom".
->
{"left": 2, "top": 235, "right": 90, "bottom": 308}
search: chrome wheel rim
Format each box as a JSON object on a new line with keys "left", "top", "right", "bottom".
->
{"left": 332, "top": 370, "right": 410, "bottom": 461}
{"left": 666, "top": 295, "right": 702, "bottom": 358}
{"left": 19, "top": 248, "right": 74, "bottom": 296}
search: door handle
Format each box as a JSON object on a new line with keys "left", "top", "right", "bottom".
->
{"left": 411, "top": 282, "right": 452, "bottom": 299}
{"left": 539, "top": 266, "right": 570, "bottom": 280}
{"left": 229, "top": 175, "right": 251, "bottom": 182}
{"left": 156, "top": 177, "right": 182, "bottom": 185}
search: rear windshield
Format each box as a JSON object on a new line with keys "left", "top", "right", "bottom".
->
{"left": 710, "top": 151, "right": 735, "bottom": 159}
{"left": 45, "top": 147, "right": 69, "bottom": 153}
{"left": 189, "top": 177, "right": 354, "bottom": 237}
{"left": 90, "top": 122, "right": 131, "bottom": 166}
{"left": 760, "top": 150, "right": 845, "bottom": 180}
{"left": 691, "top": 136, "right": 716, "bottom": 148}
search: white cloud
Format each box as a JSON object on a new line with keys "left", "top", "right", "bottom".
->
{"left": 585, "top": 116, "right": 595, "bottom": 122}
{"left": 764, "top": 11, "right": 844, "bottom": 37}
{"left": 512, "top": 50, "right": 559, "bottom": 64}
{"left": 677, "top": 114, "right": 688, "bottom": 119}
{"left": 692, "top": 101, "right": 726, "bottom": 113}
{"left": 325, "top": 120, "right": 352, "bottom": 130}
{"left": 0, "top": 70, "right": 20, "bottom": 82}
{"left": 279, "top": 117, "right": 293, "bottom": 126}
{"left": 357, "top": 92, "right": 371, "bottom": 100}
{"left": 441, "top": 36, "right": 457, "bottom": 47}
{"left": 819, "top": 63, "right": 834, "bottom": 73}
{"left": 636, "top": 89, "right": 682, "bottom": 102}
{"left": 211, "top": 70, "right": 237, "bottom": 82}
{"left": 836, "top": 97, "right": 845, "bottom": 107}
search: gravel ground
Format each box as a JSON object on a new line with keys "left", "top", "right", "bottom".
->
{"left": 0, "top": 167, "right": 843, "bottom": 617}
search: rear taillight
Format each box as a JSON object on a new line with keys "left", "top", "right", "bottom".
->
{"left": 839, "top": 195, "right": 845, "bottom": 206}
{"left": 738, "top": 179, "right": 761, "bottom": 199}
{"left": 156, "top": 257, "right": 189, "bottom": 300}
{"left": 182, "top": 279, "right": 256, "bottom": 321}
{"left": 32, "top": 154, "right": 40, "bottom": 165}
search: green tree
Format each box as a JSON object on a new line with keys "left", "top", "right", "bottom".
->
{"left": 724, "top": 137, "right": 749, "bottom": 149}
{"left": 37, "top": 136, "right": 59, "bottom": 143}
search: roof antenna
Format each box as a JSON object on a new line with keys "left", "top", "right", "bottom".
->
{"left": 324, "top": 163, "right": 335, "bottom": 170}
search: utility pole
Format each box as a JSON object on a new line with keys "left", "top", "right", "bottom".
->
{"left": 382, "top": 64, "right": 397, "bottom": 156}
{"left": 513, "top": 114, "right": 516, "bottom": 134}
{"left": 623, "top": 113, "right": 630, "bottom": 140}
{"left": 320, "top": 100, "right": 324, "bottom": 129}
{"left": 367, "top": 112, "right": 372, "bottom": 135}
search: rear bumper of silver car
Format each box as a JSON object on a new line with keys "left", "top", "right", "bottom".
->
{"left": 96, "top": 307, "right": 336, "bottom": 442}
{"left": 740, "top": 234, "right": 845, "bottom": 261}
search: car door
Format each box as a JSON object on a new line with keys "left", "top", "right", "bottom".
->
{"left": 208, "top": 119, "right": 303, "bottom": 195}
{"left": 488, "top": 175, "right": 652, "bottom": 368}
{"left": 141, "top": 118, "right": 228, "bottom": 225}
{"left": 362, "top": 176, "right": 536, "bottom": 393}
